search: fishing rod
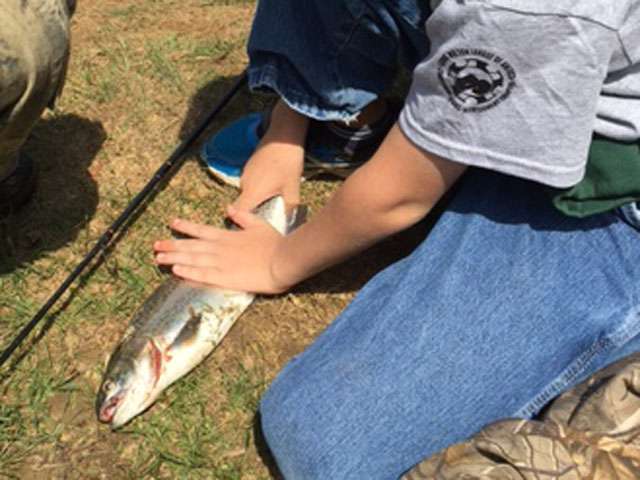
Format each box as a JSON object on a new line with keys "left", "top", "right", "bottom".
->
{"left": 0, "top": 69, "right": 248, "bottom": 368}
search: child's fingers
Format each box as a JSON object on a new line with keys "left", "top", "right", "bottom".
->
{"left": 155, "top": 251, "right": 218, "bottom": 268}
{"left": 172, "top": 265, "right": 222, "bottom": 288}
{"left": 226, "top": 206, "right": 265, "bottom": 230}
{"left": 153, "top": 239, "right": 218, "bottom": 253}
{"left": 169, "top": 218, "right": 222, "bottom": 240}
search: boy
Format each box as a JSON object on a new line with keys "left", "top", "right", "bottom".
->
{"left": 155, "top": 1, "right": 640, "bottom": 477}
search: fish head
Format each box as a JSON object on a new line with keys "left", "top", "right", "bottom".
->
{"left": 96, "top": 345, "right": 159, "bottom": 429}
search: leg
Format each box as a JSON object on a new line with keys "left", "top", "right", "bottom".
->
{"left": 247, "top": 0, "right": 431, "bottom": 121}
{"left": 202, "top": 0, "right": 432, "bottom": 187}
{"left": 259, "top": 169, "right": 640, "bottom": 479}
{"left": 404, "top": 348, "right": 640, "bottom": 479}
{"left": 0, "top": 0, "right": 71, "bottom": 210}
{"left": 0, "top": 0, "right": 72, "bottom": 166}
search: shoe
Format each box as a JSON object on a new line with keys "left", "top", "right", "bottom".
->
{"left": 200, "top": 100, "right": 400, "bottom": 187}
{"left": 200, "top": 112, "right": 266, "bottom": 188}
{"left": 0, "top": 153, "right": 36, "bottom": 215}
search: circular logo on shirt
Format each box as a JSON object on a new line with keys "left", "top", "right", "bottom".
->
{"left": 438, "top": 48, "right": 516, "bottom": 112}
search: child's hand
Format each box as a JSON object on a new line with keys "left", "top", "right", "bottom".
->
{"left": 231, "top": 99, "right": 309, "bottom": 213}
{"left": 153, "top": 206, "right": 291, "bottom": 294}
{"left": 232, "top": 141, "right": 304, "bottom": 213}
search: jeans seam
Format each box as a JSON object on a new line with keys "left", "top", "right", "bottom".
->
{"left": 249, "top": 66, "right": 314, "bottom": 103}
{"left": 515, "top": 336, "right": 614, "bottom": 418}
{"left": 516, "top": 305, "right": 640, "bottom": 418}
{"left": 608, "top": 304, "right": 640, "bottom": 347}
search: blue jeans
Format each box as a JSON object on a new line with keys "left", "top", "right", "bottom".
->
{"left": 260, "top": 171, "right": 640, "bottom": 479}
{"left": 247, "top": 0, "right": 431, "bottom": 121}
{"left": 248, "top": 1, "right": 640, "bottom": 479}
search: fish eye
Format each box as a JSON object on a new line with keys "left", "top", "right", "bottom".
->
{"left": 102, "top": 380, "right": 115, "bottom": 394}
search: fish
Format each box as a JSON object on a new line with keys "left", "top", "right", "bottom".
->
{"left": 96, "top": 196, "right": 300, "bottom": 429}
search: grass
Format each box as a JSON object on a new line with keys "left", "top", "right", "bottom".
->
{"left": 0, "top": 1, "right": 337, "bottom": 478}
{"left": 145, "top": 35, "right": 186, "bottom": 92}
{"left": 0, "top": 1, "right": 421, "bottom": 478}
{"left": 0, "top": 358, "right": 74, "bottom": 476}
{"left": 0, "top": 1, "right": 270, "bottom": 477}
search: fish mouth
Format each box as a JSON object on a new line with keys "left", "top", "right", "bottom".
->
{"left": 98, "top": 393, "right": 124, "bottom": 424}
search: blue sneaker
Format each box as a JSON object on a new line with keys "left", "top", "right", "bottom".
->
{"left": 199, "top": 112, "right": 266, "bottom": 188}
{"left": 200, "top": 101, "right": 400, "bottom": 187}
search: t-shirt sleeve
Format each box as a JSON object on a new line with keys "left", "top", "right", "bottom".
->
{"left": 399, "top": 0, "right": 621, "bottom": 188}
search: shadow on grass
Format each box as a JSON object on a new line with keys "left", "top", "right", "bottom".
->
{"left": 0, "top": 74, "right": 251, "bottom": 371}
{"left": 178, "top": 72, "right": 273, "bottom": 156}
{"left": 0, "top": 73, "right": 254, "bottom": 277}
{"left": 253, "top": 412, "right": 284, "bottom": 480}
{"left": 0, "top": 113, "right": 106, "bottom": 274}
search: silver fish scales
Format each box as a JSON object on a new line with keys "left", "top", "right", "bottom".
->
{"left": 96, "top": 196, "right": 296, "bottom": 428}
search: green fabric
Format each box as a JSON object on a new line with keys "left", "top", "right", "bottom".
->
{"left": 551, "top": 136, "right": 640, "bottom": 218}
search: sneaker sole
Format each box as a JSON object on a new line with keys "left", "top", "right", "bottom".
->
{"left": 204, "top": 152, "right": 361, "bottom": 189}
{"left": 205, "top": 160, "right": 357, "bottom": 189}
{"left": 204, "top": 164, "right": 242, "bottom": 188}
{"left": 302, "top": 154, "right": 361, "bottom": 179}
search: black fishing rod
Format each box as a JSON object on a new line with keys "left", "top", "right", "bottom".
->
{"left": 0, "top": 70, "right": 248, "bottom": 368}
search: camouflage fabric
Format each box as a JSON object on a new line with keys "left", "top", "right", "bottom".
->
{"left": 0, "top": 0, "right": 73, "bottom": 178}
{"left": 403, "top": 353, "right": 640, "bottom": 480}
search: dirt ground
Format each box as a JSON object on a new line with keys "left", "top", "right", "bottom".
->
{"left": 0, "top": 1, "right": 432, "bottom": 478}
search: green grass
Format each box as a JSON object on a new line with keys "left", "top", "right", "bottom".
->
{"left": 189, "top": 39, "right": 236, "bottom": 63}
{"left": 114, "top": 362, "right": 265, "bottom": 478}
{"left": 0, "top": 1, "right": 358, "bottom": 478}
{"left": 0, "top": 165, "right": 276, "bottom": 478}
{"left": 0, "top": 1, "right": 261, "bottom": 476}
{"left": 222, "top": 365, "right": 265, "bottom": 415}
{"left": 145, "top": 35, "right": 186, "bottom": 92}
{"left": 0, "top": 358, "right": 75, "bottom": 476}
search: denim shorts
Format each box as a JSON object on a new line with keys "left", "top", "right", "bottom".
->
{"left": 247, "top": 0, "right": 432, "bottom": 121}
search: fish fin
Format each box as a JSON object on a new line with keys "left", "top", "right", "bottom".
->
{"left": 170, "top": 308, "right": 203, "bottom": 351}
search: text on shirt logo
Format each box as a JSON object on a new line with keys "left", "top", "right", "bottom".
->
{"left": 438, "top": 48, "right": 516, "bottom": 112}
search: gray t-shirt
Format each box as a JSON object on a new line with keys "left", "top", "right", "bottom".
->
{"left": 399, "top": 0, "right": 640, "bottom": 188}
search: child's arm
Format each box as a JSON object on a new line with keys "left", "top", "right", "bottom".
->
{"left": 270, "top": 124, "right": 465, "bottom": 290}
{"left": 154, "top": 123, "right": 466, "bottom": 293}
{"left": 231, "top": 99, "right": 308, "bottom": 212}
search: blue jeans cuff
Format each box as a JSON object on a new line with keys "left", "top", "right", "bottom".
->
{"left": 248, "top": 61, "right": 375, "bottom": 123}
